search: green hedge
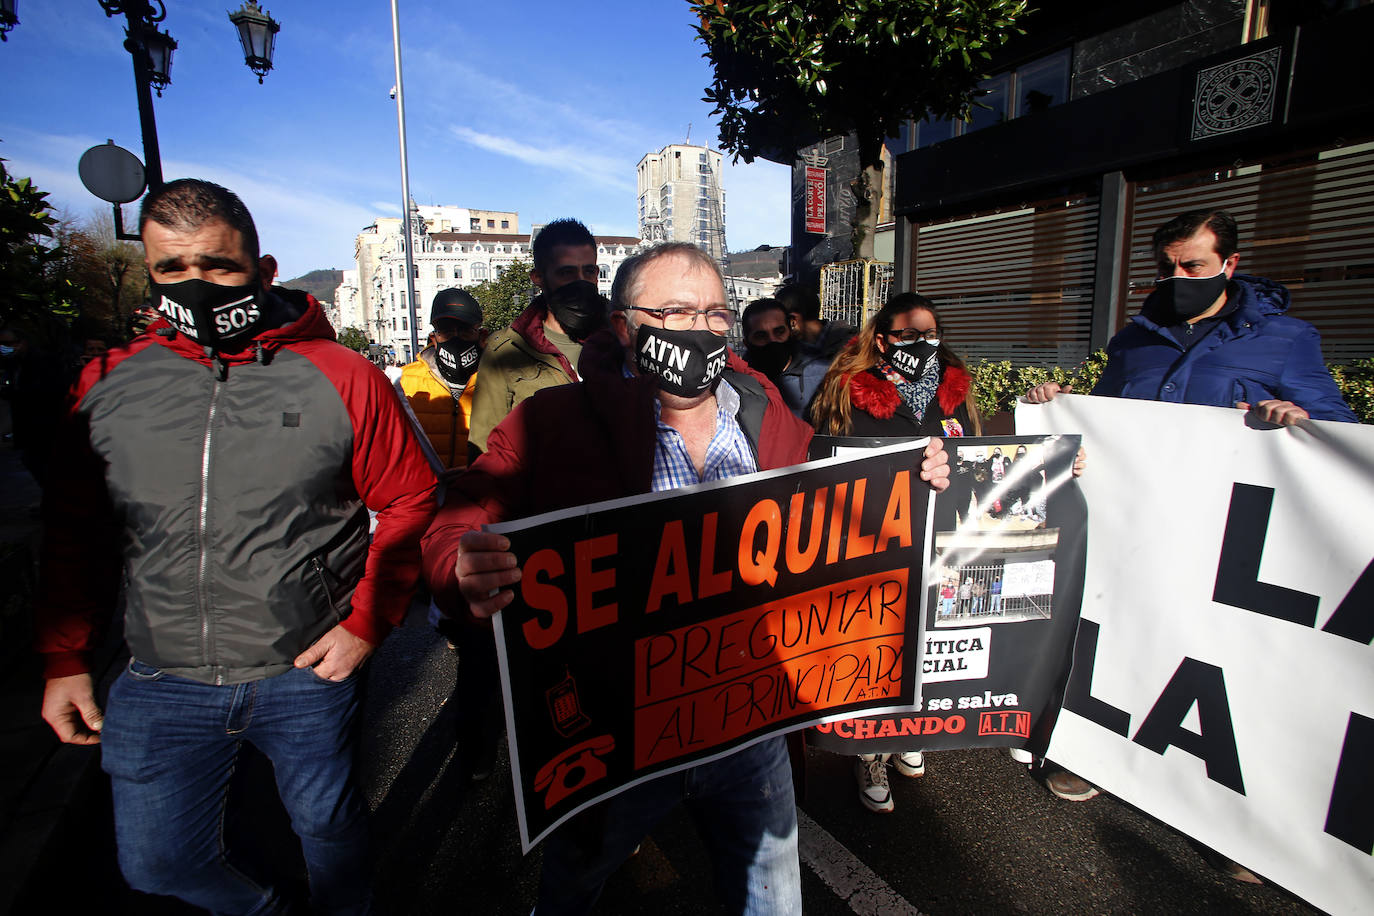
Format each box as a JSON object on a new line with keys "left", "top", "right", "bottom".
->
{"left": 969, "top": 352, "right": 1374, "bottom": 424}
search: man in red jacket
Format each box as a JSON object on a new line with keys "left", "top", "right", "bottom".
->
{"left": 37, "top": 179, "right": 436, "bottom": 914}
{"left": 424, "top": 242, "right": 949, "bottom": 914}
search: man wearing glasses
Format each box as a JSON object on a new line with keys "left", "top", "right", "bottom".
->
{"left": 423, "top": 242, "right": 950, "bottom": 914}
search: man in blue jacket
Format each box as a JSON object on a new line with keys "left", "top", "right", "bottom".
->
{"left": 1029, "top": 208, "right": 1356, "bottom": 425}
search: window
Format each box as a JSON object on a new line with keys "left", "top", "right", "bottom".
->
{"left": 487, "top": 219, "right": 495, "bottom": 228}
{"left": 913, "top": 49, "right": 1070, "bottom": 149}
{"left": 454, "top": 266, "right": 463, "bottom": 279}
{"left": 391, "top": 317, "right": 396, "bottom": 330}
{"left": 402, "top": 316, "right": 408, "bottom": 331}
{"left": 471, "top": 262, "right": 488, "bottom": 280}
{"left": 470, "top": 217, "right": 480, "bottom": 231}
{"left": 599, "top": 264, "right": 610, "bottom": 280}
{"left": 436, "top": 265, "right": 446, "bottom": 279}
{"left": 412, "top": 265, "right": 419, "bottom": 279}
{"left": 501, "top": 219, "right": 509, "bottom": 229}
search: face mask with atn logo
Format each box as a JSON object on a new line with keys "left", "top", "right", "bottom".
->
{"left": 435, "top": 337, "right": 481, "bottom": 385}
{"left": 150, "top": 277, "right": 264, "bottom": 349}
{"left": 634, "top": 324, "right": 727, "bottom": 397}
{"left": 885, "top": 339, "right": 939, "bottom": 384}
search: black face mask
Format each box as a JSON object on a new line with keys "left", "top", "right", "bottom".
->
{"left": 435, "top": 337, "right": 481, "bottom": 385}
{"left": 744, "top": 339, "right": 794, "bottom": 380}
{"left": 884, "top": 340, "right": 938, "bottom": 384}
{"left": 634, "top": 324, "right": 728, "bottom": 398}
{"left": 547, "top": 286, "right": 608, "bottom": 342}
{"left": 1152, "top": 268, "right": 1230, "bottom": 322}
{"left": 150, "top": 277, "right": 264, "bottom": 348}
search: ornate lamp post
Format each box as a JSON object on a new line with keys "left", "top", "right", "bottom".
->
{"left": 97, "top": 0, "right": 279, "bottom": 195}
{"left": 229, "top": 1, "right": 280, "bottom": 84}
{"left": 0, "top": 0, "right": 19, "bottom": 42}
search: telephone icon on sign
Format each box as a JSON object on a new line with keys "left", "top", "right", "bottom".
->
{"left": 533, "top": 734, "right": 614, "bottom": 810}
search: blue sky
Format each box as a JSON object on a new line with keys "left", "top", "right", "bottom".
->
{"left": 0, "top": 0, "right": 791, "bottom": 280}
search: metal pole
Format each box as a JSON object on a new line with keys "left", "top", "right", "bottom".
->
{"left": 124, "top": 12, "right": 163, "bottom": 190}
{"left": 390, "top": 0, "right": 419, "bottom": 361}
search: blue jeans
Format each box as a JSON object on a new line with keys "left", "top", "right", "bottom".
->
{"left": 535, "top": 735, "right": 801, "bottom": 915}
{"left": 101, "top": 659, "right": 372, "bottom": 915}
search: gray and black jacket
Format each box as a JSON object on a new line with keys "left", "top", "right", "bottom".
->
{"left": 37, "top": 294, "right": 437, "bottom": 684}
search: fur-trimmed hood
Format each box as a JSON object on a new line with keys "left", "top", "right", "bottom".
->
{"left": 849, "top": 363, "right": 971, "bottom": 419}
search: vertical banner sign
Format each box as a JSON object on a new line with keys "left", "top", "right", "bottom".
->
{"left": 489, "top": 442, "right": 936, "bottom": 851}
{"left": 805, "top": 165, "right": 827, "bottom": 235}
{"left": 1018, "top": 395, "right": 1374, "bottom": 916}
{"left": 806, "top": 435, "right": 1086, "bottom": 755}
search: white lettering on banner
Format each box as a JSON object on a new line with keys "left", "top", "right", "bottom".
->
{"left": 922, "top": 626, "right": 989, "bottom": 682}
{"left": 1017, "top": 394, "right": 1374, "bottom": 916}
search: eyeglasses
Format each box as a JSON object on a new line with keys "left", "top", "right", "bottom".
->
{"left": 886, "top": 327, "right": 941, "bottom": 343}
{"left": 628, "top": 306, "right": 737, "bottom": 332}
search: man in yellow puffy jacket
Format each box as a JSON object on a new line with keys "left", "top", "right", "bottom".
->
{"left": 395, "top": 288, "right": 488, "bottom": 474}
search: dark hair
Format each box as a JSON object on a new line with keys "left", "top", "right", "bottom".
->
{"left": 775, "top": 283, "right": 821, "bottom": 322}
{"left": 1152, "top": 209, "right": 1238, "bottom": 263}
{"left": 532, "top": 218, "right": 596, "bottom": 275}
{"left": 741, "top": 297, "right": 787, "bottom": 334}
{"left": 610, "top": 242, "right": 721, "bottom": 312}
{"left": 139, "top": 179, "right": 260, "bottom": 261}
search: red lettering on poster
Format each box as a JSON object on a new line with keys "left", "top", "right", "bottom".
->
{"left": 633, "top": 568, "right": 909, "bottom": 768}
{"left": 978, "top": 710, "right": 1031, "bottom": 738}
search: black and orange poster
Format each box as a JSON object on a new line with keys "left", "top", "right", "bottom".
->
{"left": 488, "top": 441, "right": 936, "bottom": 850}
{"left": 807, "top": 434, "right": 1086, "bottom": 758}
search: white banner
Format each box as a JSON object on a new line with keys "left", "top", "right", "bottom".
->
{"left": 1017, "top": 394, "right": 1374, "bottom": 916}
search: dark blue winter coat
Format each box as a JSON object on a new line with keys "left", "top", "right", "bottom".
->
{"left": 1092, "top": 274, "right": 1356, "bottom": 422}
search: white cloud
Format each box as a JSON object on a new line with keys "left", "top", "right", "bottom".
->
{"left": 371, "top": 201, "right": 401, "bottom": 214}
{"left": 450, "top": 126, "right": 635, "bottom": 192}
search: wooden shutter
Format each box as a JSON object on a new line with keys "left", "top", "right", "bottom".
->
{"left": 1126, "top": 143, "right": 1374, "bottom": 360}
{"left": 913, "top": 194, "right": 1099, "bottom": 366}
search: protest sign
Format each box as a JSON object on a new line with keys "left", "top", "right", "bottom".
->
{"left": 806, "top": 435, "right": 1086, "bottom": 756}
{"left": 1018, "top": 395, "right": 1374, "bottom": 916}
{"left": 489, "top": 441, "right": 937, "bottom": 850}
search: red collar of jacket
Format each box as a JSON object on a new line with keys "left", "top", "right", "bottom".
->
{"left": 510, "top": 297, "right": 577, "bottom": 380}
{"left": 849, "top": 364, "right": 971, "bottom": 419}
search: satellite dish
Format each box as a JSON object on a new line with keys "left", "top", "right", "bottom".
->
{"left": 79, "top": 141, "right": 147, "bottom": 205}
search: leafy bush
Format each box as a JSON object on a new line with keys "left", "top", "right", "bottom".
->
{"left": 969, "top": 351, "right": 1107, "bottom": 418}
{"left": 972, "top": 351, "right": 1372, "bottom": 424}
{"left": 1328, "top": 358, "right": 1374, "bottom": 425}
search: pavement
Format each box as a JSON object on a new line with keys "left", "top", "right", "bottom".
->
{"left": 0, "top": 427, "right": 1324, "bottom": 915}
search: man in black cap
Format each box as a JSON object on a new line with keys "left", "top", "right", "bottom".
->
{"left": 395, "top": 288, "right": 488, "bottom": 475}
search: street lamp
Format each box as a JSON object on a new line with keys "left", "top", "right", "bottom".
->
{"left": 96, "top": 0, "right": 280, "bottom": 196}
{"left": 228, "top": 1, "right": 280, "bottom": 84}
{"left": 136, "top": 23, "right": 177, "bottom": 96}
{"left": 0, "top": 0, "right": 19, "bottom": 42}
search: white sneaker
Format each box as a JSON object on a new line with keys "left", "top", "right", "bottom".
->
{"left": 854, "top": 756, "right": 894, "bottom": 813}
{"left": 1007, "top": 747, "right": 1034, "bottom": 765}
{"left": 893, "top": 751, "right": 925, "bottom": 777}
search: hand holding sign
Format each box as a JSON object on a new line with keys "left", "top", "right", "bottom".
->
{"left": 457, "top": 530, "right": 521, "bottom": 618}
{"left": 919, "top": 438, "right": 951, "bottom": 491}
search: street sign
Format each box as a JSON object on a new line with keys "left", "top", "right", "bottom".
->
{"left": 79, "top": 141, "right": 146, "bottom": 204}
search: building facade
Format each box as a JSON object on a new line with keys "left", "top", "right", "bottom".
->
{"left": 358, "top": 210, "right": 640, "bottom": 363}
{"left": 637, "top": 144, "right": 728, "bottom": 261}
{"left": 786, "top": 0, "right": 1374, "bottom": 366}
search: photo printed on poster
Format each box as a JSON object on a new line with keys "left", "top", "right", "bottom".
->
{"left": 808, "top": 435, "right": 1086, "bottom": 756}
